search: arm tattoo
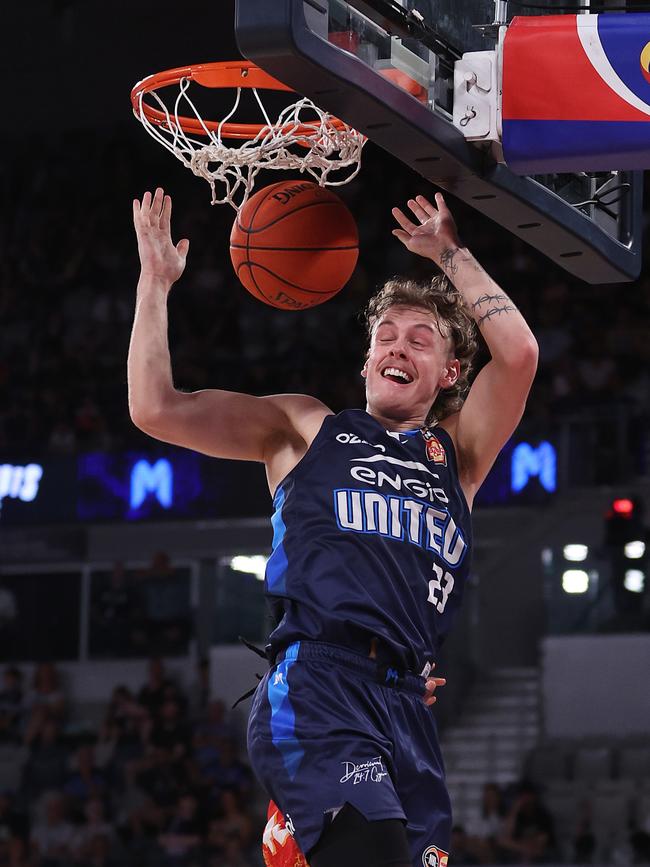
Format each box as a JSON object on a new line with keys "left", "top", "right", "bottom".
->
{"left": 439, "top": 247, "right": 460, "bottom": 275}
{"left": 440, "top": 247, "right": 480, "bottom": 277}
{"left": 471, "top": 293, "right": 518, "bottom": 326}
{"left": 477, "top": 305, "right": 517, "bottom": 326}
{"left": 471, "top": 293, "right": 511, "bottom": 311}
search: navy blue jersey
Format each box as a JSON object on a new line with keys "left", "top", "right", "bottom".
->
{"left": 265, "top": 408, "right": 472, "bottom": 671}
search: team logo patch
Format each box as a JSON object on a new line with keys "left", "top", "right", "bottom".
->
{"left": 422, "top": 845, "right": 449, "bottom": 867}
{"left": 421, "top": 429, "right": 447, "bottom": 465}
{"left": 263, "top": 802, "right": 307, "bottom": 867}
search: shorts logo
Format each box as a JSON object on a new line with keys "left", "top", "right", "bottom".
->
{"left": 422, "top": 845, "right": 449, "bottom": 867}
{"left": 263, "top": 809, "right": 292, "bottom": 855}
{"left": 422, "top": 430, "right": 447, "bottom": 466}
{"left": 340, "top": 756, "right": 388, "bottom": 785}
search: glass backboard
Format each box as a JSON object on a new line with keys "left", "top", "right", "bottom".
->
{"left": 235, "top": 0, "right": 644, "bottom": 283}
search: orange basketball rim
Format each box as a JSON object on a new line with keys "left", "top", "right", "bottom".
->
{"left": 131, "top": 59, "right": 366, "bottom": 209}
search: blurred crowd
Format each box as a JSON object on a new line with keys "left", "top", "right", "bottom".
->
{"left": 1, "top": 133, "right": 649, "bottom": 475}
{"left": 449, "top": 779, "right": 650, "bottom": 865}
{"left": 0, "top": 657, "right": 261, "bottom": 867}
{"left": 3, "top": 657, "right": 649, "bottom": 867}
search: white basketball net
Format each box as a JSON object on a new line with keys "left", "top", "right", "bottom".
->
{"left": 135, "top": 77, "right": 366, "bottom": 210}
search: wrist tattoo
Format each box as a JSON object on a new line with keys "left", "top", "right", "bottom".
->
{"left": 440, "top": 247, "right": 460, "bottom": 275}
{"left": 440, "top": 247, "right": 477, "bottom": 276}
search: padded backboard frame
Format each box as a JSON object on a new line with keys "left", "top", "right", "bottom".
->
{"left": 234, "top": 0, "right": 644, "bottom": 283}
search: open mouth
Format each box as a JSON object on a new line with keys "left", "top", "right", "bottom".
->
{"left": 381, "top": 366, "right": 413, "bottom": 385}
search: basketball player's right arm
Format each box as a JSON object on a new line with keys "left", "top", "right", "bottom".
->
{"left": 129, "top": 188, "right": 330, "bottom": 464}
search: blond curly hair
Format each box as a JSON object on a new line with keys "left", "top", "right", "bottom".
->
{"left": 364, "top": 275, "right": 478, "bottom": 424}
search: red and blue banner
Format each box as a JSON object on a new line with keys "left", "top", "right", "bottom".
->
{"left": 502, "top": 14, "right": 650, "bottom": 174}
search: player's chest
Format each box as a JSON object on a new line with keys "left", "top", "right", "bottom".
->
{"left": 313, "top": 425, "right": 454, "bottom": 509}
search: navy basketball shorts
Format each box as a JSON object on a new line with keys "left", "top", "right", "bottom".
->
{"left": 247, "top": 641, "right": 451, "bottom": 865}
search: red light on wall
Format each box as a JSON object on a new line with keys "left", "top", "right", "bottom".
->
{"left": 612, "top": 498, "right": 634, "bottom": 517}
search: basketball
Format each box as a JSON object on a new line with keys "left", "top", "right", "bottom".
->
{"left": 229, "top": 180, "right": 359, "bottom": 310}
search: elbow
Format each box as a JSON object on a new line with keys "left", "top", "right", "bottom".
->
{"left": 521, "top": 334, "right": 539, "bottom": 372}
{"left": 508, "top": 334, "right": 538, "bottom": 376}
{"left": 492, "top": 335, "right": 538, "bottom": 383}
{"left": 129, "top": 403, "right": 164, "bottom": 434}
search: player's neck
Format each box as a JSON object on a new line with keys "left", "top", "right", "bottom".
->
{"left": 366, "top": 407, "right": 427, "bottom": 433}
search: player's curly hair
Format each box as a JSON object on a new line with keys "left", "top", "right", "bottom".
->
{"left": 364, "top": 275, "right": 478, "bottom": 424}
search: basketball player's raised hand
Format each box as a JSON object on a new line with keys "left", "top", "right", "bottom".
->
{"left": 133, "top": 188, "right": 190, "bottom": 288}
{"left": 391, "top": 193, "right": 462, "bottom": 267}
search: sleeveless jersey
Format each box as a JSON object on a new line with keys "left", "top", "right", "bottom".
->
{"left": 264, "top": 408, "right": 472, "bottom": 671}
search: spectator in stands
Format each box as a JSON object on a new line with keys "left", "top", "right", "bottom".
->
{"left": 130, "top": 738, "right": 192, "bottom": 839}
{"left": 450, "top": 825, "right": 480, "bottom": 865}
{"left": 70, "top": 796, "right": 115, "bottom": 867}
{"left": 23, "top": 664, "right": 66, "bottom": 747}
{"left": 21, "top": 721, "right": 68, "bottom": 800}
{"left": 572, "top": 799, "right": 596, "bottom": 865}
{"left": 193, "top": 700, "right": 236, "bottom": 746}
{"left": 0, "top": 667, "right": 24, "bottom": 744}
{"left": 499, "top": 781, "right": 558, "bottom": 864}
{"left": 467, "top": 782, "right": 507, "bottom": 864}
{"left": 150, "top": 699, "right": 191, "bottom": 765}
{"left": 157, "top": 792, "right": 203, "bottom": 866}
{"left": 30, "top": 792, "right": 75, "bottom": 867}
{"left": 137, "top": 658, "right": 174, "bottom": 722}
{"left": 102, "top": 686, "right": 146, "bottom": 747}
{"left": 204, "top": 739, "right": 252, "bottom": 804}
{"left": 0, "top": 791, "right": 28, "bottom": 867}
{"left": 62, "top": 744, "right": 107, "bottom": 816}
{"left": 206, "top": 790, "right": 253, "bottom": 853}
{"left": 135, "top": 553, "right": 191, "bottom": 655}
{"left": 214, "top": 836, "right": 249, "bottom": 867}
{"left": 91, "top": 563, "right": 136, "bottom": 657}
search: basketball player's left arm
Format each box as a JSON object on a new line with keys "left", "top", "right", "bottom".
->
{"left": 392, "top": 194, "right": 538, "bottom": 500}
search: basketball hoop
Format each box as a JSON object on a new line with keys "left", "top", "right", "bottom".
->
{"left": 131, "top": 60, "right": 366, "bottom": 209}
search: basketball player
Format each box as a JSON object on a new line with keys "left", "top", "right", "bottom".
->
{"left": 129, "top": 186, "right": 538, "bottom": 867}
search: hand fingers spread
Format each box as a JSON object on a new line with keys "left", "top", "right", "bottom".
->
{"left": 152, "top": 187, "right": 165, "bottom": 223}
{"left": 415, "top": 195, "right": 436, "bottom": 215}
{"left": 161, "top": 194, "right": 172, "bottom": 233}
{"left": 434, "top": 192, "right": 450, "bottom": 215}
{"left": 392, "top": 229, "right": 411, "bottom": 245}
{"left": 391, "top": 207, "right": 417, "bottom": 234}
{"left": 407, "top": 198, "right": 431, "bottom": 224}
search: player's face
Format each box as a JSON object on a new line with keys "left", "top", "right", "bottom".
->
{"left": 363, "top": 305, "right": 459, "bottom": 428}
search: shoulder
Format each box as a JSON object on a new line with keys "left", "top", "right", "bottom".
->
{"left": 263, "top": 396, "right": 335, "bottom": 494}
{"left": 435, "top": 412, "right": 476, "bottom": 510}
{"left": 261, "top": 394, "right": 334, "bottom": 449}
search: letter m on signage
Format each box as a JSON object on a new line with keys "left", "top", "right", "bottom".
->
{"left": 130, "top": 459, "right": 173, "bottom": 510}
{"left": 511, "top": 442, "right": 557, "bottom": 494}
